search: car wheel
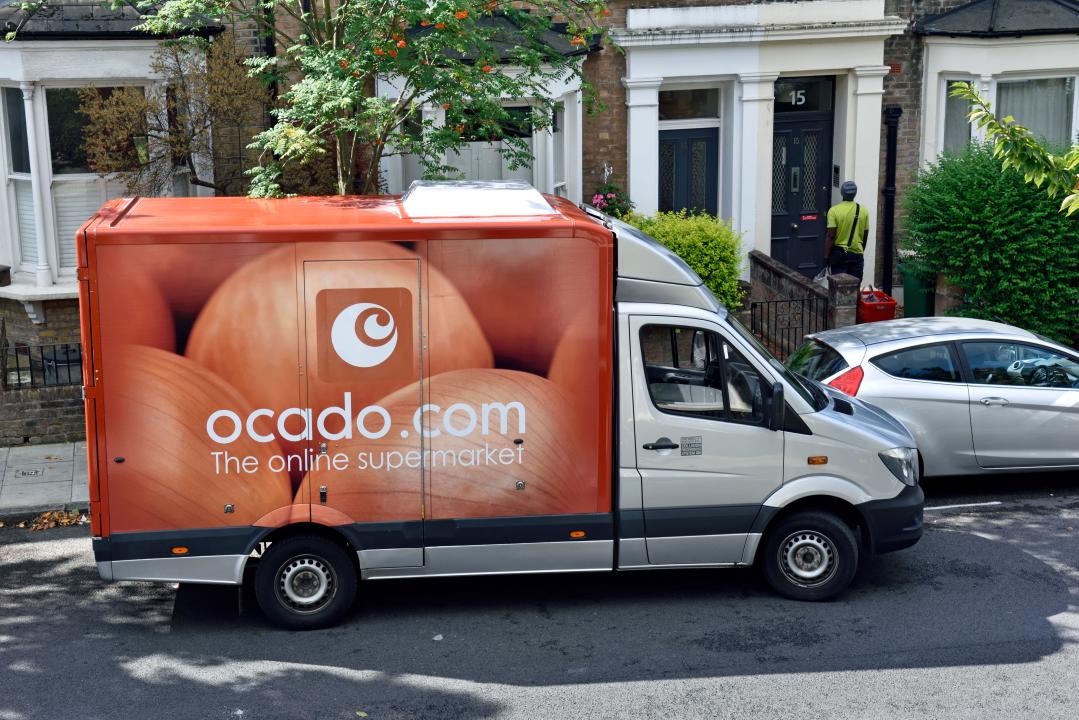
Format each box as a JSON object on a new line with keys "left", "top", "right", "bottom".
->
{"left": 761, "top": 511, "right": 858, "bottom": 601}
{"left": 254, "top": 534, "right": 357, "bottom": 630}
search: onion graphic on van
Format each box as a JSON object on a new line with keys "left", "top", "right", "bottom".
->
{"left": 331, "top": 303, "right": 397, "bottom": 368}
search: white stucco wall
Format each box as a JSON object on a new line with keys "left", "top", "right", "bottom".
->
{"left": 614, "top": 2, "right": 904, "bottom": 280}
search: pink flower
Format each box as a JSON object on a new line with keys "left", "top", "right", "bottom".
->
{"left": 606, "top": 192, "right": 615, "bottom": 199}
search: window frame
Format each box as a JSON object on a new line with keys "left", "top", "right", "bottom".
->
{"left": 638, "top": 323, "right": 770, "bottom": 428}
{"left": 869, "top": 341, "right": 965, "bottom": 385}
{"left": 939, "top": 76, "right": 977, "bottom": 156}
{"left": 993, "top": 74, "right": 1077, "bottom": 149}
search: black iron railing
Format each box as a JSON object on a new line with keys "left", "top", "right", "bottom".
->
{"left": 750, "top": 296, "right": 829, "bottom": 360}
{"left": 2, "top": 341, "right": 83, "bottom": 390}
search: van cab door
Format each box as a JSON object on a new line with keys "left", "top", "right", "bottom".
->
{"left": 629, "top": 316, "right": 784, "bottom": 565}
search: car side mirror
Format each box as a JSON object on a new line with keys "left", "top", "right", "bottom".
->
{"left": 768, "top": 382, "right": 785, "bottom": 431}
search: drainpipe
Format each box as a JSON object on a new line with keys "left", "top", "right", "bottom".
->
{"left": 881, "top": 104, "right": 902, "bottom": 296}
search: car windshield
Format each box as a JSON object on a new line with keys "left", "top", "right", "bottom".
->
{"left": 727, "top": 316, "right": 826, "bottom": 410}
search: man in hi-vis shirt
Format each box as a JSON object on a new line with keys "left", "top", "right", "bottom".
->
{"left": 824, "top": 180, "right": 869, "bottom": 282}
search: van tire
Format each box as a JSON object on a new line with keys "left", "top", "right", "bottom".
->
{"left": 761, "top": 511, "right": 858, "bottom": 601}
{"left": 254, "top": 534, "right": 357, "bottom": 630}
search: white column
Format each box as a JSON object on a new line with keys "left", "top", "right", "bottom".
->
{"left": 623, "top": 77, "right": 662, "bottom": 215}
{"left": 851, "top": 66, "right": 889, "bottom": 286}
{"left": 736, "top": 72, "right": 778, "bottom": 269}
{"left": 20, "top": 82, "right": 51, "bottom": 288}
{"left": 568, "top": 89, "right": 583, "bottom": 203}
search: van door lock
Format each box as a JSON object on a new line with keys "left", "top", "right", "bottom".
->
{"left": 319, "top": 485, "right": 328, "bottom": 503}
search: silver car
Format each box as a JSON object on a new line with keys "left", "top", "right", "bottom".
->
{"left": 785, "top": 317, "right": 1079, "bottom": 477}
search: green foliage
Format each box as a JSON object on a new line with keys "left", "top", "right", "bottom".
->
{"left": 126, "top": 0, "right": 610, "bottom": 196}
{"left": 590, "top": 181, "right": 633, "bottom": 217}
{"left": 903, "top": 142, "right": 1079, "bottom": 345}
{"left": 623, "top": 211, "right": 745, "bottom": 310}
{"left": 950, "top": 82, "right": 1079, "bottom": 215}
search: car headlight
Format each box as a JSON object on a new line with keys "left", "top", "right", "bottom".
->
{"left": 879, "top": 447, "right": 918, "bottom": 486}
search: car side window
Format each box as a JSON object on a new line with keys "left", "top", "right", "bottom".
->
{"left": 961, "top": 341, "right": 1079, "bottom": 388}
{"left": 640, "top": 325, "right": 766, "bottom": 424}
{"left": 871, "top": 343, "right": 961, "bottom": 382}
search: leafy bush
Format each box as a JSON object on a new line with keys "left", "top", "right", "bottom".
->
{"left": 623, "top": 211, "right": 745, "bottom": 310}
{"left": 903, "top": 142, "right": 1079, "bottom": 345}
{"left": 590, "top": 182, "right": 634, "bottom": 217}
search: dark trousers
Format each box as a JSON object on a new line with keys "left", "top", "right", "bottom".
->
{"left": 829, "top": 247, "right": 864, "bottom": 281}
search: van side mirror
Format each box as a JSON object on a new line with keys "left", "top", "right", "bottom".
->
{"left": 768, "top": 382, "right": 785, "bottom": 431}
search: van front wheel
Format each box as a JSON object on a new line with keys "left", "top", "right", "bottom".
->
{"left": 254, "top": 534, "right": 357, "bottom": 630}
{"left": 761, "top": 511, "right": 858, "bottom": 601}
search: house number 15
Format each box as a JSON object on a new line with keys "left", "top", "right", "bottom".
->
{"left": 788, "top": 89, "right": 806, "bottom": 106}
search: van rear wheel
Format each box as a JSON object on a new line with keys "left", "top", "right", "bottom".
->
{"left": 254, "top": 534, "right": 357, "bottom": 630}
{"left": 761, "top": 511, "right": 858, "bottom": 601}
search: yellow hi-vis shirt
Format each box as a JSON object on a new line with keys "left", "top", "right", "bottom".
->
{"left": 827, "top": 200, "right": 869, "bottom": 254}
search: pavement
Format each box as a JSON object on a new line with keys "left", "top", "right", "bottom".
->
{"left": 0, "top": 441, "right": 88, "bottom": 519}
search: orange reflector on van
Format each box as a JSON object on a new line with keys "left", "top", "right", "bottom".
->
{"left": 569, "top": 530, "right": 586, "bottom": 539}
{"left": 171, "top": 546, "right": 189, "bottom": 555}
{"left": 807, "top": 456, "right": 828, "bottom": 465}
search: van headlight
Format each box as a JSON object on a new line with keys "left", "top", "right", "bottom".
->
{"left": 879, "top": 447, "right": 918, "bottom": 486}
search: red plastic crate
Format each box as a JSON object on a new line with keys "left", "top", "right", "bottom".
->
{"left": 857, "top": 289, "right": 897, "bottom": 323}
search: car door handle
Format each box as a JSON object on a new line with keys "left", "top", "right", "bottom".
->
{"left": 980, "top": 397, "right": 1010, "bottom": 407}
{"left": 643, "top": 440, "right": 680, "bottom": 451}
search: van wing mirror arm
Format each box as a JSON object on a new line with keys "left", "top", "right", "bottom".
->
{"left": 768, "top": 382, "right": 785, "bottom": 431}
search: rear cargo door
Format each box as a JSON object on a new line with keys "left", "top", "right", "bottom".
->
{"left": 303, "top": 259, "right": 425, "bottom": 568}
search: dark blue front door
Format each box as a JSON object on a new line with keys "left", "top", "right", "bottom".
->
{"left": 659, "top": 128, "right": 718, "bottom": 216}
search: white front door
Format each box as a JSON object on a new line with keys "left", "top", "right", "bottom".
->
{"left": 629, "top": 316, "right": 784, "bottom": 565}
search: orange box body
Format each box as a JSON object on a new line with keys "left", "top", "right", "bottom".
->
{"left": 77, "top": 194, "right": 614, "bottom": 541}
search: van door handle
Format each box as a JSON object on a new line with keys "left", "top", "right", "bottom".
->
{"left": 979, "top": 397, "right": 1009, "bottom": 407}
{"left": 643, "top": 440, "right": 680, "bottom": 451}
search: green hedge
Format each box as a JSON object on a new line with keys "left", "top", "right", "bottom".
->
{"left": 623, "top": 211, "right": 745, "bottom": 310}
{"left": 904, "top": 142, "right": 1079, "bottom": 345}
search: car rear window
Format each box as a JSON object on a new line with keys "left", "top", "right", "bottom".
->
{"left": 785, "top": 340, "right": 848, "bottom": 381}
{"left": 871, "top": 343, "right": 961, "bottom": 382}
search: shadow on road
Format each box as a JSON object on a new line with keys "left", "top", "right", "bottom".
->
{"left": 0, "top": 517, "right": 1074, "bottom": 719}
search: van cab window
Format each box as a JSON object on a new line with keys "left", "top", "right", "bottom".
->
{"left": 640, "top": 325, "right": 765, "bottom": 424}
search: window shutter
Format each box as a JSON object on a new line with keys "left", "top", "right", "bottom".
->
{"left": 52, "top": 180, "right": 105, "bottom": 269}
{"left": 14, "top": 178, "right": 37, "bottom": 267}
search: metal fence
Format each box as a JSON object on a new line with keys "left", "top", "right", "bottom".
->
{"left": 2, "top": 341, "right": 83, "bottom": 390}
{"left": 749, "top": 296, "right": 829, "bottom": 360}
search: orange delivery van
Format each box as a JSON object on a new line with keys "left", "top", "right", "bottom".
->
{"left": 79, "top": 181, "right": 923, "bottom": 629}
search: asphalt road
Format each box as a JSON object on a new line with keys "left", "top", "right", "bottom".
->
{"left": 1, "top": 476, "right": 1078, "bottom": 720}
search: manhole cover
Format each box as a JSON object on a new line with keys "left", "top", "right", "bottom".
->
{"left": 15, "top": 468, "right": 44, "bottom": 478}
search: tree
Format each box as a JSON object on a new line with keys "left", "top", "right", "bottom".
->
{"left": 78, "top": 31, "right": 269, "bottom": 196}
{"left": 131, "top": 0, "right": 610, "bottom": 196}
{"left": 903, "top": 142, "right": 1078, "bottom": 344}
{"left": 950, "top": 82, "right": 1079, "bottom": 216}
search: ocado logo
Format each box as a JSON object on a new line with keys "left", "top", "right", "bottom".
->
{"left": 330, "top": 303, "right": 397, "bottom": 368}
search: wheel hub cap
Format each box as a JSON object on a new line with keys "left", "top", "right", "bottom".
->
{"left": 780, "top": 531, "right": 837, "bottom": 587}
{"left": 278, "top": 556, "right": 334, "bottom": 611}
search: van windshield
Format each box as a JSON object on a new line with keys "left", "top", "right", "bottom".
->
{"left": 727, "top": 316, "right": 826, "bottom": 411}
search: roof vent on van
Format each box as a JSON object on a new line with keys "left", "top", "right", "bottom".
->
{"left": 400, "top": 180, "right": 558, "bottom": 218}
